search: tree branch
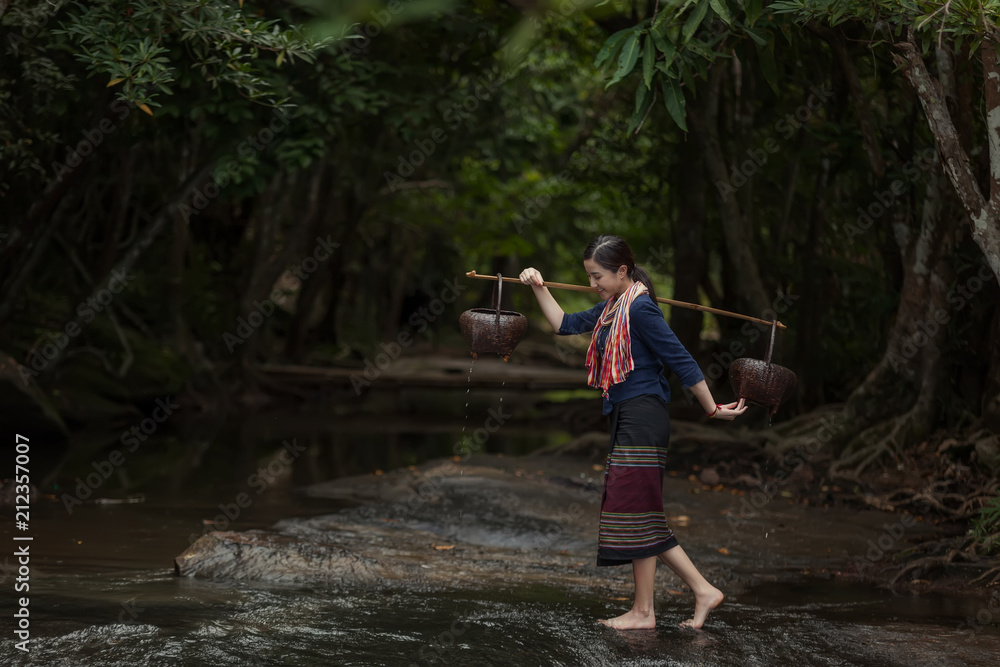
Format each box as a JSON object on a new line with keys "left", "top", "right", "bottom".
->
{"left": 893, "top": 36, "right": 1000, "bottom": 282}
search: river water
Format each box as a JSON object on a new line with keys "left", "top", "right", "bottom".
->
{"left": 4, "top": 387, "right": 1000, "bottom": 666}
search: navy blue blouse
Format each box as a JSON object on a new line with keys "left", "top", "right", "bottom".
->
{"left": 558, "top": 294, "right": 705, "bottom": 415}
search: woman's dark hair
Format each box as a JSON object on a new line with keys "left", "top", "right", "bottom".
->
{"left": 583, "top": 235, "right": 657, "bottom": 303}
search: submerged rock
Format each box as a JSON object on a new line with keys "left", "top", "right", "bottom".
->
{"left": 175, "top": 456, "right": 616, "bottom": 590}
{"left": 175, "top": 529, "right": 388, "bottom": 584}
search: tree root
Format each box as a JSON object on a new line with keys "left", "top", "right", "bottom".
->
{"left": 970, "top": 564, "right": 1000, "bottom": 587}
{"left": 828, "top": 438, "right": 894, "bottom": 486}
{"left": 888, "top": 546, "right": 977, "bottom": 589}
{"left": 829, "top": 404, "right": 936, "bottom": 482}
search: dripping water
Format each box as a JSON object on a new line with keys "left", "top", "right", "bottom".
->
{"left": 462, "top": 358, "right": 475, "bottom": 439}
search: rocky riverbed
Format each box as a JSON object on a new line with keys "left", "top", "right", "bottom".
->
{"left": 175, "top": 448, "right": 952, "bottom": 599}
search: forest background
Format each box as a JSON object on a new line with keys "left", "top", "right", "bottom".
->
{"left": 2, "top": 0, "right": 999, "bottom": 586}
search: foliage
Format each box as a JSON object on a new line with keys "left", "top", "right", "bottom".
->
{"left": 0, "top": 0, "right": 995, "bottom": 435}
{"left": 54, "top": 0, "right": 336, "bottom": 112}
{"left": 770, "top": 0, "right": 1000, "bottom": 53}
{"left": 972, "top": 493, "right": 1000, "bottom": 554}
{"left": 591, "top": 0, "right": 780, "bottom": 132}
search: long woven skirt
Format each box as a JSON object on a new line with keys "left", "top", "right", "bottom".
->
{"left": 597, "top": 394, "right": 678, "bottom": 566}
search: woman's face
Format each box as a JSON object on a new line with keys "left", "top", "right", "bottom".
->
{"left": 584, "top": 258, "right": 630, "bottom": 300}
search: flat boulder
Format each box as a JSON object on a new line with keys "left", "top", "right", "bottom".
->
{"left": 175, "top": 530, "right": 388, "bottom": 584}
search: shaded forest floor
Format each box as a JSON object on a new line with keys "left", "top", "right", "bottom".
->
{"left": 656, "top": 420, "right": 1000, "bottom": 598}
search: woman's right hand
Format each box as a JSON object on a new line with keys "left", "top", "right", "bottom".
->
{"left": 519, "top": 268, "right": 545, "bottom": 286}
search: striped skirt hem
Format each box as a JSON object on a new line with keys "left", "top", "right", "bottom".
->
{"left": 596, "top": 394, "right": 677, "bottom": 567}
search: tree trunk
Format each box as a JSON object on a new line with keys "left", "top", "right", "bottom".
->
{"left": 984, "top": 307, "right": 1000, "bottom": 431}
{"left": 235, "top": 172, "right": 318, "bottom": 372}
{"left": 34, "top": 161, "right": 216, "bottom": 378}
{"left": 670, "top": 132, "right": 707, "bottom": 352}
{"left": 834, "top": 149, "right": 955, "bottom": 472}
{"left": 284, "top": 164, "right": 331, "bottom": 362}
{"left": 894, "top": 37, "right": 1000, "bottom": 284}
{"left": 809, "top": 22, "right": 885, "bottom": 178}
{"left": 168, "top": 211, "right": 199, "bottom": 365}
{"left": 690, "top": 63, "right": 773, "bottom": 316}
{"left": 792, "top": 156, "right": 831, "bottom": 407}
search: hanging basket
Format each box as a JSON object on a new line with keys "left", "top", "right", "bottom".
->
{"left": 458, "top": 273, "right": 527, "bottom": 361}
{"left": 728, "top": 320, "right": 797, "bottom": 418}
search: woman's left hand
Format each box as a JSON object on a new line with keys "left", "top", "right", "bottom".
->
{"left": 711, "top": 399, "right": 747, "bottom": 421}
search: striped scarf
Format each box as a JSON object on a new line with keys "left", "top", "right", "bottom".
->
{"left": 586, "top": 281, "right": 648, "bottom": 398}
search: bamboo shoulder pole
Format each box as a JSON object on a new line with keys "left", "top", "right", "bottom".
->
{"left": 465, "top": 271, "right": 786, "bottom": 329}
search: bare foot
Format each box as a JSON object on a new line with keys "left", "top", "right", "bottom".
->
{"left": 679, "top": 586, "right": 724, "bottom": 629}
{"left": 597, "top": 608, "right": 655, "bottom": 630}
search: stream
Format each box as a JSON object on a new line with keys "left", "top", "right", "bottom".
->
{"left": 3, "top": 381, "right": 999, "bottom": 666}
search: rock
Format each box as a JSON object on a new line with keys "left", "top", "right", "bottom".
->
{"left": 698, "top": 467, "right": 721, "bottom": 485}
{"left": 175, "top": 457, "right": 610, "bottom": 589}
{"left": 174, "top": 530, "right": 388, "bottom": 584}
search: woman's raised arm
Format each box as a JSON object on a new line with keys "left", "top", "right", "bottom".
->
{"left": 519, "top": 267, "right": 565, "bottom": 332}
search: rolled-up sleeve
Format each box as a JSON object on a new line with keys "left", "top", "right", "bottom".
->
{"left": 632, "top": 299, "right": 705, "bottom": 388}
{"left": 557, "top": 301, "right": 605, "bottom": 335}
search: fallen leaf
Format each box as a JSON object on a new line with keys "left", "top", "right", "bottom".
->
{"left": 433, "top": 544, "right": 455, "bottom": 551}
{"left": 592, "top": 464, "right": 604, "bottom": 471}
{"left": 375, "top": 470, "right": 383, "bottom": 476}
{"left": 717, "top": 547, "right": 730, "bottom": 555}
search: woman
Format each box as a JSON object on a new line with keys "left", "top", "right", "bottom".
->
{"left": 519, "top": 235, "right": 746, "bottom": 631}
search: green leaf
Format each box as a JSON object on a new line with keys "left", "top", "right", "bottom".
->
{"left": 662, "top": 77, "right": 687, "bottom": 131}
{"left": 682, "top": 1, "right": 710, "bottom": 43}
{"left": 709, "top": 0, "right": 732, "bottom": 26}
{"left": 680, "top": 59, "right": 696, "bottom": 91}
{"left": 595, "top": 28, "right": 632, "bottom": 69}
{"left": 642, "top": 35, "right": 655, "bottom": 90}
{"left": 742, "top": 0, "right": 765, "bottom": 25}
{"left": 628, "top": 84, "right": 654, "bottom": 134}
{"left": 742, "top": 23, "right": 769, "bottom": 47}
{"left": 757, "top": 40, "right": 779, "bottom": 94}
{"left": 605, "top": 31, "right": 641, "bottom": 89}
{"left": 652, "top": 28, "right": 678, "bottom": 70}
